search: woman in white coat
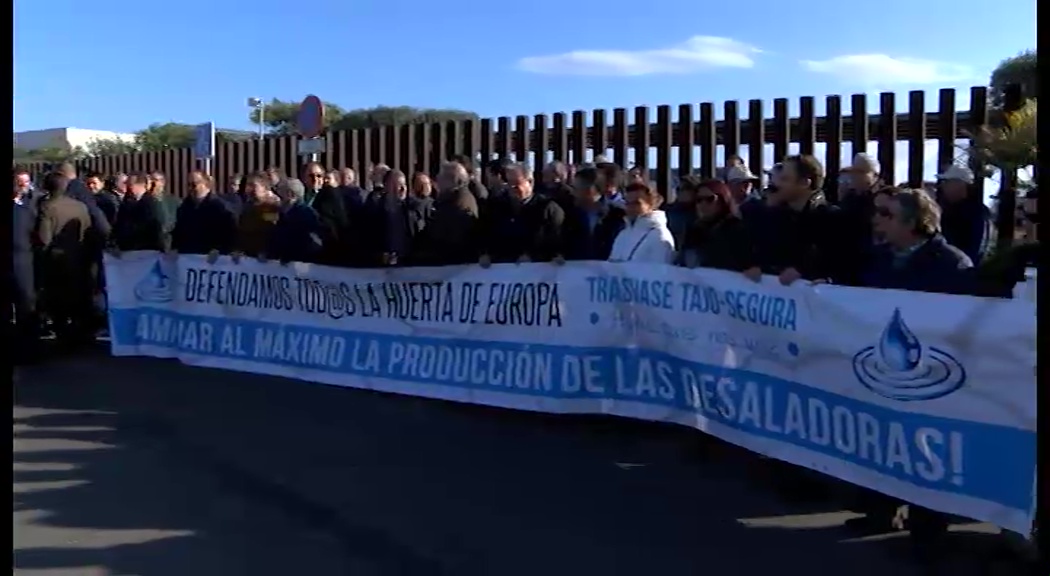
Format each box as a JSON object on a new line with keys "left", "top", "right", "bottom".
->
{"left": 607, "top": 182, "right": 676, "bottom": 264}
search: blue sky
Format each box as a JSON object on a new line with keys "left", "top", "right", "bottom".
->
{"left": 14, "top": 0, "right": 1035, "bottom": 192}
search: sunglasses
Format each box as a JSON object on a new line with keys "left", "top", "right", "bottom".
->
{"left": 875, "top": 207, "right": 894, "bottom": 218}
{"left": 309, "top": 173, "right": 325, "bottom": 178}
{"left": 1023, "top": 212, "right": 1040, "bottom": 224}
{"left": 696, "top": 195, "right": 718, "bottom": 204}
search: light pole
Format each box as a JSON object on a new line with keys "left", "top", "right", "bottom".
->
{"left": 247, "top": 97, "right": 266, "bottom": 139}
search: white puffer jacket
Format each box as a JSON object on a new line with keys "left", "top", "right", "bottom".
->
{"left": 608, "top": 210, "right": 676, "bottom": 264}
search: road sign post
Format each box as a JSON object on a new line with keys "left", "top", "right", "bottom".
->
{"left": 193, "top": 122, "right": 216, "bottom": 175}
{"left": 296, "top": 95, "right": 325, "bottom": 164}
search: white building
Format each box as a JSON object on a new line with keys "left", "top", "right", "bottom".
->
{"left": 13, "top": 127, "right": 137, "bottom": 151}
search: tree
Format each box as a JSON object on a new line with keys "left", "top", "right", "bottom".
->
{"left": 248, "top": 98, "right": 346, "bottom": 135}
{"left": 12, "top": 146, "right": 86, "bottom": 164}
{"left": 85, "top": 137, "right": 140, "bottom": 156}
{"left": 135, "top": 122, "right": 198, "bottom": 150}
{"left": 990, "top": 50, "right": 1037, "bottom": 109}
{"left": 247, "top": 99, "right": 480, "bottom": 134}
{"left": 132, "top": 122, "right": 244, "bottom": 151}
{"left": 331, "top": 106, "right": 479, "bottom": 131}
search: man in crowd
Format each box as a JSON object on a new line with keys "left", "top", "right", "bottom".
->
{"left": 12, "top": 167, "right": 40, "bottom": 361}
{"left": 269, "top": 178, "right": 326, "bottom": 265}
{"left": 935, "top": 164, "right": 991, "bottom": 264}
{"left": 538, "top": 161, "right": 574, "bottom": 212}
{"left": 481, "top": 162, "right": 565, "bottom": 265}
{"left": 451, "top": 154, "right": 489, "bottom": 204}
{"left": 35, "top": 171, "right": 95, "bottom": 348}
{"left": 98, "top": 172, "right": 126, "bottom": 225}
{"left": 414, "top": 161, "right": 481, "bottom": 266}
{"left": 752, "top": 154, "right": 845, "bottom": 285}
{"left": 171, "top": 171, "right": 238, "bottom": 258}
{"left": 111, "top": 172, "right": 169, "bottom": 253}
{"left": 561, "top": 165, "right": 625, "bottom": 261}
{"left": 148, "top": 170, "right": 180, "bottom": 238}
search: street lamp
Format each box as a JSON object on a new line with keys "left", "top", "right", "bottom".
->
{"left": 247, "top": 97, "right": 266, "bottom": 139}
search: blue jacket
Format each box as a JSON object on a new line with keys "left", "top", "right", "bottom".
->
{"left": 267, "top": 202, "right": 326, "bottom": 264}
{"left": 861, "top": 235, "right": 975, "bottom": 296}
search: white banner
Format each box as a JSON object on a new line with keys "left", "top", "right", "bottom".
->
{"left": 105, "top": 252, "right": 1037, "bottom": 534}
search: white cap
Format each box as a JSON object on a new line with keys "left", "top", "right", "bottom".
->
{"left": 844, "top": 153, "right": 880, "bottom": 174}
{"left": 726, "top": 165, "right": 760, "bottom": 182}
{"left": 936, "top": 165, "right": 974, "bottom": 184}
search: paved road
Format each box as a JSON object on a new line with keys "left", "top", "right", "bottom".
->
{"left": 14, "top": 348, "right": 1013, "bottom": 576}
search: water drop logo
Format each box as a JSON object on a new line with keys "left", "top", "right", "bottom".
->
{"left": 133, "top": 259, "right": 175, "bottom": 303}
{"left": 851, "top": 308, "right": 966, "bottom": 401}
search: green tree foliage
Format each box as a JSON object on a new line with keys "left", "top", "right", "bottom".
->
{"left": 248, "top": 99, "right": 480, "bottom": 134}
{"left": 84, "top": 138, "right": 140, "bottom": 156}
{"left": 990, "top": 50, "right": 1037, "bottom": 109}
{"left": 12, "top": 146, "right": 86, "bottom": 163}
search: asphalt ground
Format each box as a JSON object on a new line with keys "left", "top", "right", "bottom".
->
{"left": 13, "top": 345, "right": 1023, "bottom": 576}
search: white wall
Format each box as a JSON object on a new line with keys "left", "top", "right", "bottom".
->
{"left": 13, "top": 127, "right": 136, "bottom": 151}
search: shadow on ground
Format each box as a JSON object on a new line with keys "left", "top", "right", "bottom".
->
{"left": 12, "top": 348, "right": 1024, "bottom": 576}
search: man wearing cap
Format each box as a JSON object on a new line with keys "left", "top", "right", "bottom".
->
{"left": 836, "top": 153, "right": 887, "bottom": 283}
{"left": 725, "top": 164, "right": 765, "bottom": 221}
{"left": 935, "top": 164, "right": 991, "bottom": 263}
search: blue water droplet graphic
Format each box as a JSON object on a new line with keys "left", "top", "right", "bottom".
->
{"left": 876, "top": 308, "right": 923, "bottom": 372}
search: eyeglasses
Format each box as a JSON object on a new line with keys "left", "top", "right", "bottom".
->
{"left": 696, "top": 195, "right": 718, "bottom": 204}
{"left": 875, "top": 207, "right": 894, "bottom": 218}
{"left": 309, "top": 173, "right": 325, "bottom": 178}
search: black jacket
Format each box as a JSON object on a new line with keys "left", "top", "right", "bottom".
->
{"left": 484, "top": 193, "right": 566, "bottom": 263}
{"left": 308, "top": 185, "right": 356, "bottom": 266}
{"left": 171, "top": 192, "right": 238, "bottom": 255}
{"left": 753, "top": 192, "right": 847, "bottom": 282}
{"left": 96, "top": 190, "right": 122, "bottom": 227}
{"left": 861, "top": 235, "right": 975, "bottom": 296}
{"left": 360, "top": 193, "right": 431, "bottom": 266}
{"left": 679, "top": 213, "right": 757, "bottom": 272}
{"left": 939, "top": 198, "right": 991, "bottom": 264}
{"left": 112, "top": 193, "right": 169, "bottom": 252}
{"left": 561, "top": 200, "right": 625, "bottom": 261}
{"left": 414, "top": 187, "right": 482, "bottom": 266}
{"left": 268, "top": 202, "right": 326, "bottom": 264}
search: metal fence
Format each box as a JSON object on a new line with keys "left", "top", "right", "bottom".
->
{"left": 22, "top": 86, "right": 990, "bottom": 203}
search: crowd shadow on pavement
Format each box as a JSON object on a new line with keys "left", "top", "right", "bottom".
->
{"left": 12, "top": 349, "right": 1021, "bottom": 576}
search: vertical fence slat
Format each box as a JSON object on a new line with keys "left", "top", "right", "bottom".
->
{"left": 551, "top": 113, "right": 568, "bottom": 164}
{"left": 386, "top": 124, "right": 401, "bottom": 175}
{"left": 463, "top": 119, "right": 479, "bottom": 167}
{"left": 877, "top": 92, "right": 897, "bottom": 185}
{"left": 772, "top": 98, "right": 790, "bottom": 163}
{"left": 514, "top": 115, "right": 529, "bottom": 164}
{"left": 906, "top": 90, "right": 926, "bottom": 188}
{"left": 400, "top": 125, "right": 416, "bottom": 174}
{"left": 824, "top": 96, "right": 844, "bottom": 202}
{"left": 723, "top": 101, "right": 741, "bottom": 162}
{"left": 633, "top": 106, "right": 650, "bottom": 171}
{"left": 479, "top": 118, "right": 494, "bottom": 165}
{"left": 497, "top": 116, "right": 512, "bottom": 161}
{"left": 697, "top": 103, "right": 715, "bottom": 179}
{"left": 747, "top": 99, "right": 764, "bottom": 174}
{"left": 655, "top": 105, "right": 672, "bottom": 199}
{"left": 357, "top": 129, "right": 372, "bottom": 185}
{"left": 798, "top": 97, "right": 816, "bottom": 157}
{"left": 413, "top": 125, "right": 428, "bottom": 173}
{"left": 592, "top": 109, "right": 608, "bottom": 159}
{"left": 533, "top": 114, "right": 549, "bottom": 179}
{"left": 936, "top": 89, "right": 957, "bottom": 174}
{"left": 850, "top": 93, "right": 869, "bottom": 162}
{"left": 448, "top": 120, "right": 464, "bottom": 160}
{"left": 571, "top": 110, "right": 587, "bottom": 165}
{"left": 677, "top": 104, "right": 695, "bottom": 178}
{"left": 611, "top": 109, "right": 629, "bottom": 168}
{"left": 967, "top": 86, "right": 989, "bottom": 202}
{"left": 431, "top": 121, "right": 447, "bottom": 176}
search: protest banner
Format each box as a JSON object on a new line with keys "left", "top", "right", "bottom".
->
{"left": 105, "top": 252, "right": 1038, "bottom": 535}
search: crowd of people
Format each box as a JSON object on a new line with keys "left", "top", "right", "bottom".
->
{"left": 10, "top": 151, "right": 1039, "bottom": 563}
{"left": 12, "top": 153, "right": 1038, "bottom": 355}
